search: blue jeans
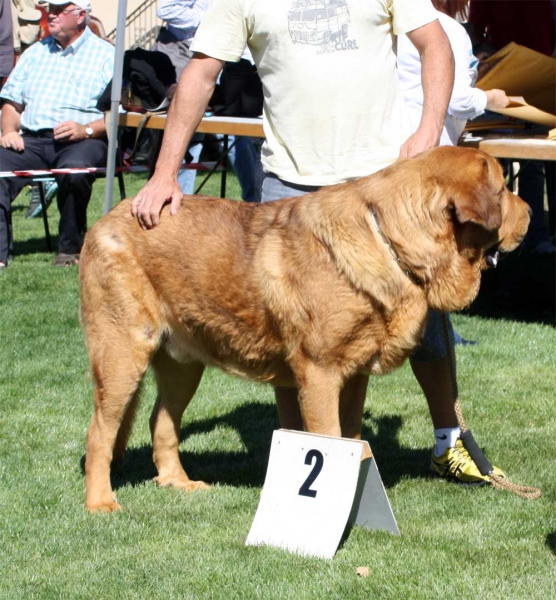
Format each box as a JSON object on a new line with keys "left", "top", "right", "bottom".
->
{"left": 517, "top": 160, "right": 551, "bottom": 249}
{"left": 177, "top": 134, "right": 204, "bottom": 195}
{"left": 228, "top": 136, "right": 264, "bottom": 202}
{"left": 261, "top": 173, "right": 453, "bottom": 362}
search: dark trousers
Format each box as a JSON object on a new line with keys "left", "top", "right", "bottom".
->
{"left": 518, "top": 160, "right": 551, "bottom": 249}
{"left": 0, "top": 132, "right": 108, "bottom": 263}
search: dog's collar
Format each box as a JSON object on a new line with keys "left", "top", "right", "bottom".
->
{"left": 370, "top": 207, "right": 423, "bottom": 286}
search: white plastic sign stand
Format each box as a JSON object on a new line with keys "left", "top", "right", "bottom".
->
{"left": 245, "top": 429, "right": 399, "bottom": 559}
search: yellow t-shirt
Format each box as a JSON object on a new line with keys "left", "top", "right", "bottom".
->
{"left": 191, "top": 0, "right": 438, "bottom": 185}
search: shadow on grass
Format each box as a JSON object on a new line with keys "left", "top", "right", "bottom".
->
{"left": 464, "top": 250, "right": 555, "bottom": 327}
{"left": 97, "top": 403, "right": 431, "bottom": 493}
{"left": 545, "top": 531, "right": 556, "bottom": 556}
{"left": 11, "top": 200, "right": 59, "bottom": 258}
{"left": 13, "top": 236, "right": 58, "bottom": 258}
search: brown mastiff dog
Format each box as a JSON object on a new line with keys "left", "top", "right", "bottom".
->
{"left": 80, "top": 146, "right": 530, "bottom": 512}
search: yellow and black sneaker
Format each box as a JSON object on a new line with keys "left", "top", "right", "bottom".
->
{"left": 431, "top": 438, "right": 506, "bottom": 485}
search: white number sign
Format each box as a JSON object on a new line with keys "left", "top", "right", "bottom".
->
{"left": 245, "top": 429, "right": 398, "bottom": 559}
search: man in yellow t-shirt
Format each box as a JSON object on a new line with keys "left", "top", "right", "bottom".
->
{"left": 132, "top": 0, "right": 505, "bottom": 485}
{"left": 134, "top": 0, "right": 451, "bottom": 216}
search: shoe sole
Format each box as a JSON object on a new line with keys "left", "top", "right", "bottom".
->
{"left": 430, "top": 467, "right": 490, "bottom": 487}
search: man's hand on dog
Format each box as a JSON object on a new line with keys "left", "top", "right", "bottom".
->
{"left": 131, "top": 173, "right": 184, "bottom": 229}
{"left": 399, "top": 124, "right": 441, "bottom": 159}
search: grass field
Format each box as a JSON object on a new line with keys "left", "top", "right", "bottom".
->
{"left": 1, "top": 173, "right": 555, "bottom": 599}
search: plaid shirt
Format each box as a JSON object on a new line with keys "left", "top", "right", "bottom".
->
{"left": 0, "top": 27, "right": 114, "bottom": 131}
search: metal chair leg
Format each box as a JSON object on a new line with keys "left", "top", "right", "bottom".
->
{"left": 38, "top": 181, "right": 52, "bottom": 252}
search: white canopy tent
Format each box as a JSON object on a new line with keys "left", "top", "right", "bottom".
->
{"left": 103, "top": 0, "right": 128, "bottom": 214}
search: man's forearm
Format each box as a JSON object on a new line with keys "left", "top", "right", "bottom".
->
{"left": 155, "top": 55, "right": 223, "bottom": 177}
{"left": 406, "top": 20, "right": 454, "bottom": 145}
{"left": 420, "top": 34, "right": 454, "bottom": 139}
{"left": 0, "top": 102, "right": 23, "bottom": 135}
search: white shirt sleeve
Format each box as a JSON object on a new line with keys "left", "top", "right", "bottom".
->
{"left": 443, "top": 14, "right": 487, "bottom": 120}
{"left": 390, "top": 0, "right": 438, "bottom": 36}
{"left": 397, "top": 13, "right": 488, "bottom": 121}
{"left": 189, "top": 0, "right": 248, "bottom": 62}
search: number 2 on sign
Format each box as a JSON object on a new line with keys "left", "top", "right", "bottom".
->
{"left": 298, "top": 449, "right": 324, "bottom": 498}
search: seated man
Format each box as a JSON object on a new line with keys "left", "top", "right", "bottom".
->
{"left": 0, "top": 0, "right": 114, "bottom": 268}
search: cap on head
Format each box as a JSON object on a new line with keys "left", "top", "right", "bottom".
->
{"left": 39, "top": 1, "right": 92, "bottom": 11}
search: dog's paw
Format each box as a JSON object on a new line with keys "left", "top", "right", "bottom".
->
{"left": 154, "top": 475, "right": 210, "bottom": 493}
{"left": 182, "top": 480, "right": 210, "bottom": 493}
{"left": 85, "top": 498, "right": 122, "bottom": 513}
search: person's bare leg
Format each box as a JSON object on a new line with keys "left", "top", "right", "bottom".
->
{"left": 410, "top": 356, "right": 458, "bottom": 429}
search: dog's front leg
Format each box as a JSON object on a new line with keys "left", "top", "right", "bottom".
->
{"left": 294, "top": 361, "right": 343, "bottom": 437}
{"left": 339, "top": 373, "right": 369, "bottom": 440}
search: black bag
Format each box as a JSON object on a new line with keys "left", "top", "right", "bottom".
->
{"left": 210, "top": 59, "right": 263, "bottom": 118}
{"left": 96, "top": 49, "right": 177, "bottom": 166}
{"left": 97, "top": 48, "right": 177, "bottom": 113}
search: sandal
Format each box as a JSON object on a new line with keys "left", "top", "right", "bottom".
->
{"left": 52, "top": 253, "right": 80, "bottom": 267}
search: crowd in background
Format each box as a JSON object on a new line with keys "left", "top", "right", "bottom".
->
{"left": 0, "top": 0, "right": 554, "bottom": 272}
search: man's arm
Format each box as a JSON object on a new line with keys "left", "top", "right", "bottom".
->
{"left": 53, "top": 117, "right": 106, "bottom": 142}
{"left": 0, "top": 101, "right": 25, "bottom": 151}
{"left": 401, "top": 20, "right": 454, "bottom": 158}
{"left": 131, "top": 54, "right": 225, "bottom": 229}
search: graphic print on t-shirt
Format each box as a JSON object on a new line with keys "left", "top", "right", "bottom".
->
{"left": 287, "top": 0, "right": 358, "bottom": 53}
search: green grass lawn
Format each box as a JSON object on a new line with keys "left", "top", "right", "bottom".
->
{"left": 1, "top": 173, "right": 555, "bottom": 599}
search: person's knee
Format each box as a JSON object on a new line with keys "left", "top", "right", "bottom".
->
{"left": 56, "top": 140, "right": 108, "bottom": 170}
{"left": 411, "top": 310, "right": 452, "bottom": 363}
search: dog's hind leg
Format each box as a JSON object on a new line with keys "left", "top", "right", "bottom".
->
{"left": 84, "top": 333, "right": 154, "bottom": 513}
{"left": 112, "top": 385, "right": 142, "bottom": 464}
{"left": 150, "top": 350, "right": 208, "bottom": 492}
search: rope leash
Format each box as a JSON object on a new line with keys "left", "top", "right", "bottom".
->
{"left": 441, "top": 312, "right": 541, "bottom": 500}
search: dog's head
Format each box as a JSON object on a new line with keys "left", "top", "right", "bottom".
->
{"left": 369, "top": 147, "right": 530, "bottom": 311}
{"left": 439, "top": 147, "right": 529, "bottom": 258}
{"left": 425, "top": 147, "right": 530, "bottom": 309}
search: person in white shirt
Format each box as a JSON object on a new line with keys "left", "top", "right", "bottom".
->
{"left": 397, "top": 0, "right": 510, "bottom": 350}
{"left": 397, "top": 0, "right": 509, "bottom": 146}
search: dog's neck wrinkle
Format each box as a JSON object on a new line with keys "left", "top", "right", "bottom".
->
{"left": 369, "top": 206, "right": 423, "bottom": 286}
{"left": 302, "top": 192, "right": 419, "bottom": 309}
{"left": 371, "top": 184, "right": 455, "bottom": 287}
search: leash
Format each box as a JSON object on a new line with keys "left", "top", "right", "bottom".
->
{"left": 440, "top": 312, "right": 541, "bottom": 499}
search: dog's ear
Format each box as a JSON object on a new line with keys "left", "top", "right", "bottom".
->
{"left": 450, "top": 154, "right": 502, "bottom": 232}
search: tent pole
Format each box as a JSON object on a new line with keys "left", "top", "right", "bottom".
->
{"left": 103, "top": 0, "right": 128, "bottom": 214}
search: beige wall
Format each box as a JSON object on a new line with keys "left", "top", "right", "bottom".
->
{"left": 90, "top": 0, "right": 152, "bottom": 37}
